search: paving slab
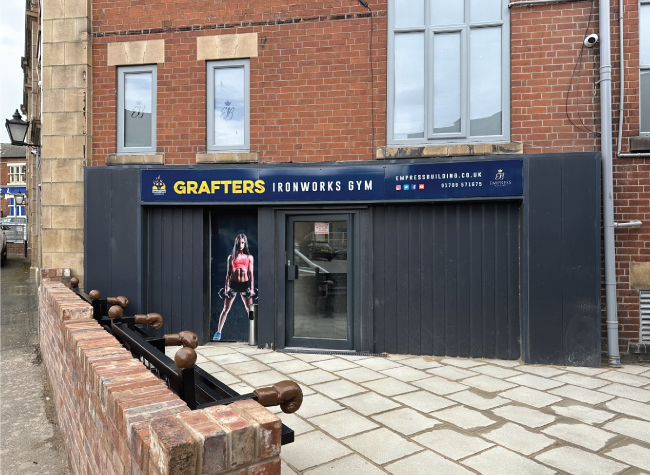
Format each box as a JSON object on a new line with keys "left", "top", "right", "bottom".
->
{"left": 308, "top": 409, "right": 380, "bottom": 439}
{"left": 552, "top": 373, "right": 610, "bottom": 389}
{"left": 516, "top": 366, "right": 566, "bottom": 378}
{"left": 505, "top": 373, "right": 565, "bottom": 391}
{"left": 550, "top": 403, "right": 616, "bottom": 425}
{"left": 604, "top": 443, "right": 650, "bottom": 471}
{"left": 597, "top": 370, "right": 650, "bottom": 387}
{"left": 431, "top": 405, "right": 498, "bottom": 430}
{"left": 209, "top": 370, "right": 241, "bottom": 386}
{"left": 412, "top": 376, "right": 468, "bottom": 395}
{"left": 304, "top": 454, "right": 386, "bottom": 475}
{"left": 239, "top": 369, "right": 291, "bottom": 387}
{"left": 311, "top": 379, "right": 368, "bottom": 399}
{"left": 268, "top": 359, "right": 316, "bottom": 374}
{"left": 499, "top": 386, "right": 562, "bottom": 408}
{"left": 385, "top": 450, "right": 474, "bottom": 475}
{"left": 354, "top": 357, "right": 403, "bottom": 372}
{"left": 413, "top": 428, "right": 494, "bottom": 460}
{"left": 251, "top": 351, "right": 296, "bottom": 364}
{"left": 399, "top": 358, "right": 443, "bottom": 370}
{"left": 196, "top": 344, "right": 238, "bottom": 356}
{"left": 549, "top": 384, "right": 615, "bottom": 405}
{"left": 440, "top": 358, "right": 486, "bottom": 369}
{"left": 360, "top": 377, "right": 418, "bottom": 397}
{"left": 482, "top": 359, "right": 522, "bottom": 368}
{"left": 461, "top": 375, "right": 517, "bottom": 393}
{"left": 446, "top": 390, "right": 510, "bottom": 410}
{"left": 535, "top": 446, "right": 629, "bottom": 475}
{"left": 563, "top": 366, "right": 607, "bottom": 376}
{"left": 491, "top": 405, "right": 556, "bottom": 428}
{"left": 380, "top": 366, "right": 431, "bottom": 382}
{"left": 339, "top": 392, "right": 401, "bottom": 416}
{"left": 603, "top": 417, "right": 650, "bottom": 444}
{"left": 471, "top": 364, "right": 521, "bottom": 379}
{"left": 221, "top": 360, "right": 271, "bottom": 375}
{"left": 463, "top": 446, "right": 556, "bottom": 475}
{"left": 208, "top": 352, "right": 252, "bottom": 365}
{"left": 335, "top": 367, "right": 386, "bottom": 383}
{"left": 290, "top": 369, "right": 340, "bottom": 386}
{"left": 541, "top": 422, "right": 618, "bottom": 451}
{"left": 371, "top": 408, "right": 441, "bottom": 435}
{"left": 392, "top": 390, "right": 457, "bottom": 413}
{"left": 291, "top": 353, "right": 336, "bottom": 362}
{"left": 298, "top": 394, "right": 345, "bottom": 418}
{"left": 280, "top": 430, "right": 352, "bottom": 472}
{"left": 598, "top": 383, "right": 650, "bottom": 402}
{"left": 426, "top": 366, "right": 477, "bottom": 381}
{"left": 312, "top": 358, "right": 360, "bottom": 372}
{"left": 343, "top": 428, "right": 423, "bottom": 465}
{"left": 480, "top": 422, "right": 555, "bottom": 456}
{"left": 605, "top": 397, "right": 650, "bottom": 422}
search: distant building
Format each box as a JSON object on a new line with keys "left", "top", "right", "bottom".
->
{"left": 0, "top": 144, "right": 27, "bottom": 219}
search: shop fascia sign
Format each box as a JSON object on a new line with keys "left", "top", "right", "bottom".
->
{"left": 141, "top": 159, "right": 523, "bottom": 203}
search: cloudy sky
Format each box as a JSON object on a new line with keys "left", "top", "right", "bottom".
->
{"left": 0, "top": 0, "right": 27, "bottom": 140}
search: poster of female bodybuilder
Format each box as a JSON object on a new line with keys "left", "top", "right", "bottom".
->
{"left": 210, "top": 211, "right": 258, "bottom": 341}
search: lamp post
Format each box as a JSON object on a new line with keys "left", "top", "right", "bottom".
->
{"left": 13, "top": 193, "right": 27, "bottom": 258}
{"left": 6, "top": 110, "right": 40, "bottom": 262}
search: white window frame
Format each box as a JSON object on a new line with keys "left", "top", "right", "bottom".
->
{"left": 387, "top": 0, "right": 511, "bottom": 146}
{"left": 206, "top": 59, "right": 250, "bottom": 152}
{"left": 117, "top": 65, "right": 157, "bottom": 154}
{"left": 7, "top": 195, "right": 25, "bottom": 217}
{"left": 8, "top": 163, "right": 26, "bottom": 185}
{"left": 641, "top": 0, "right": 650, "bottom": 136}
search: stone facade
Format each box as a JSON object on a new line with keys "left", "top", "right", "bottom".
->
{"left": 40, "top": 0, "right": 90, "bottom": 281}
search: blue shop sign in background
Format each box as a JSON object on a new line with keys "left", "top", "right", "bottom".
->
{"left": 141, "top": 160, "right": 523, "bottom": 203}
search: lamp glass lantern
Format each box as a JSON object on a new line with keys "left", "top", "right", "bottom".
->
{"left": 14, "top": 193, "right": 25, "bottom": 206}
{"left": 5, "top": 110, "right": 29, "bottom": 146}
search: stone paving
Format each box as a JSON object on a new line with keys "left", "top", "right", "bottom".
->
{"left": 176, "top": 343, "right": 650, "bottom": 474}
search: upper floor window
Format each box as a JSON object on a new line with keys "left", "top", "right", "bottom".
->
{"left": 117, "top": 65, "right": 157, "bottom": 153}
{"left": 9, "top": 164, "right": 26, "bottom": 184}
{"left": 641, "top": 0, "right": 650, "bottom": 136}
{"left": 207, "top": 60, "right": 250, "bottom": 151}
{"left": 388, "top": 0, "right": 510, "bottom": 145}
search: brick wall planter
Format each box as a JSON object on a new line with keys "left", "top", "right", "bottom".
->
{"left": 39, "top": 278, "right": 281, "bottom": 475}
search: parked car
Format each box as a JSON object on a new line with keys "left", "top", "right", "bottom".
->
{"left": 0, "top": 216, "right": 27, "bottom": 225}
{"left": 1, "top": 225, "right": 7, "bottom": 267}
{"left": 303, "top": 241, "right": 334, "bottom": 261}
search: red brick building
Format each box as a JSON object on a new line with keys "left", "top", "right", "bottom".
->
{"left": 37, "top": 0, "right": 650, "bottom": 363}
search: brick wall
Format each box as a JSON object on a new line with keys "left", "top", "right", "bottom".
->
{"left": 91, "top": 0, "right": 384, "bottom": 165}
{"left": 39, "top": 278, "right": 282, "bottom": 475}
{"left": 88, "top": 0, "right": 647, "bottom": 355}
{"left": 8, "top": 242, "right": 27, "bottom": 255}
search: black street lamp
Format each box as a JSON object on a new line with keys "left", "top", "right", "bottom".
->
{"left": 5, "top": 110, "right": 29, "bottom": 146}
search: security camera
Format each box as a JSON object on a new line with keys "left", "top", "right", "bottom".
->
{"left": 584, "top": 34, "right": 599, "bottom": 48}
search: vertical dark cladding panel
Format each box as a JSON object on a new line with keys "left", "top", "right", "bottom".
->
{"left": 146, "top": 207, "right": 206, "bottom": 342}
{"left": 85, "top": 168, "right": 141, "bottom": 313}
{"left": 257, "top": 208, "right": 276, "bottom": 348}
{"left": 526, "top": 157, "right": 566, "bottom": 365}
{"left": 524, "top": 153, "right": 600, "bottom": 366}
{"left": 373, "top": 202, "right": 521, "bottom": 358}
{"left": 561, "top": 156, "right": 601, "bottom": 366}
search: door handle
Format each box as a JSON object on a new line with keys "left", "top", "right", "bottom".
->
{"left": 286, "top": 264, "right": 299, "bottom": 281}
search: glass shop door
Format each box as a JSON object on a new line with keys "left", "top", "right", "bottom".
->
{"left": 285, "top": 214, "right": 352, "bottom": 349}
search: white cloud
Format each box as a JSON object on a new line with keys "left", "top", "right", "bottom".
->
{"left": 0, "top": 0, "right": 27, "bottom": 139}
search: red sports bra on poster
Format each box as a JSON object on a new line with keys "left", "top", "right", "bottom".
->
{"left": 231, "top": 254, "right": 250, "bottom": 271}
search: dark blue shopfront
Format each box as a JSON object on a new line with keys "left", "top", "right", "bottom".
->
{"left": 85, "top": 153, "right": 601, "bottom": 366}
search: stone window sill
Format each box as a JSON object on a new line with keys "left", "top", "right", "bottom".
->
{"left": 629, "top": 137, "right": 650, "bottom": 153}
{"left": 196, "top": 152, "right": 258, "bottom": 164}
{"left": 106, "top": 153, "right": 165, "bottom": 165}
{"left": 376, "top": 143, "right": 523, "bottom": 160}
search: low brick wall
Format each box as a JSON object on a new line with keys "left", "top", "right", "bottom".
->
{"left": 7, "top": 241, "right": 26, "bottom": 254}
{"left": 39, "top": 280, "right": 281, "bottom": 475}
